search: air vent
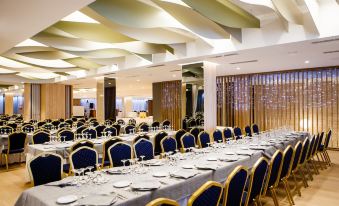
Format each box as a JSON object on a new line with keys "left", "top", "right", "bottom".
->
{"left": 323, "top": 50, "right": 339, "bottom": 54}
{"left": 104, "top": 72, "right": 116, "bottom": 76}
{"left": 230, "top": 60, "right": 258, "bottom": 65}
{"left": 211, "top": 55, "right": 223, "bottom": 59}
{"left": 224, "top": 53, "right": 238, "bottom": 57}
{"left": 170, "top": 69, "right": 181, "bottom": 72}
{"left": 146, "top": 64, "right": 165, "bottom": 68}
{"left": 312, "top": 38, "right": 339, "bottom": 44}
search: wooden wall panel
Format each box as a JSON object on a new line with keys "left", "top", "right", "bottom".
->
{"left": 217, "top": 67, "right": 339, "bottom": 148}
{"left": 23, "top": 83, "right": 31, "bottom": 121}
{"left": 4, "top": 93, "right": 13, "bottom": 115}
{"left": 153, "top": 80, "right": 182, "bottom": 130}
{"left": 41, "top": 83, "right": 66, "bottom": 120}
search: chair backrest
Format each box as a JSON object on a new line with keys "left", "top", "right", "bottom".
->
{"left": 188, "top": 181, "right": 223, "bottom": 206}
{"left": 58, "top": 130, "right": 75, "bottom": 141}
{"left": 146, "top": 198, "right": 179, "bottom": 206}
{"left": 299, "top": 138, "right": 310, "bottom": 165}
{"left": 233, "top": 127, "right": 242, "bottom": 137}
{"left": 252, "top": 124, "right": 259, "bottom": 134}
{"left": 65, "top": 119, "right": 73, "bottom": 125}
{"left": 104, "top": 119, "right": 113, "bottom": 126}
{"left": 37, "top": 121, "right": 46, "bottom": 128}
{"left": 280, "top": 145, "right": 295, "bottom": 180}
{"left": 132, "top": 134, "right": 150, "bottom": 144}
{"left": 245, "top": 157, "right": 268, "bottom": 206}
{"left": 307, "top": 136, "right": 316, "bottom": 160}
{"left": 128, "top": 119, "right": 136, "bottom": 126}
{"left": 125, "top": 125, "right": 135, "bottom": 134}
{"left": 190, "top": 127, "right": 200, "bottom": 143}
{"left": 58, "top": 122, "right": 70, "bottom": 129}
{"left": 7, "top": 123, "right": 17, "bottom": 130}
{"left": 223, "top": 166, "right": 248, "bottom": 206}
{"left": 160, "top": 136, "right": 177, "bottom": 153}
{"left": 8, "top": 132, "right": 27, "bottom": 152}
{"left": 32, "top": 131, "right": 50, "bottom": 144}
{"left": 112, "top": 124, "right": 121, "bottom": 135}
{"left": 311, "top": 134, "right": 320, "bottom": 156}
{"left": 317, "top": 131, "right": 325, "bottom": 151}
{"left": 82, "top": 128, "right": 97, "bottom": 139}
{"left": 117, "top": 119, "right": 125, "bottom": 125}
{"left": 71, "top": 140, "right": 94, "bottom": 151}
{"left": 51, "top": 120, "right": 60, "bottom": 127}
{"left": 108, "top": 142, "right": 132, "bottom": 167}
{"left": 70, "top": 147, "right": 98, "bottom": 172}
{"left": 291, "top": 141, "right": 303, "bottom": 172}
{"left": 324, "top": 129, "right": 332, "bottom": 149}
{"left": 188, "top": 119, "right": 197, "bottom": 127}
{"left": 134, "top": 139, "right": 154, "bottom": 160}
{"left": 29, "top": 153, "right": 62, "bottom": 186}
{"left": 95, "top": 125, "right": 106, "bottom": 137}
{"left": 223, "top": 128, "right": 233, "bottom": 140}
{"left": 102, "top": 137, "right": 123, "bottom": 164}
{"left": 264, "top": 150, "right": 283, "bottom": 194}
{"left": 76, "top": 121, "right": 85, "bottom": 128}
{"left": 181, "top": 133, "right": 196, "bottom": 151}
{"left": 162, "top": 120, "right": 171, "bottom": 127}
{"left": 175, "top": 129, "right": 186, "bottom": 149}
{"left": 244, "top": 126, "right": 252, "bottom": 137}
{"left": 212, "top": 130, "right": 224, "bottom": 143}
{"left": 154, "top": 131, "right": 168, "bottom": 155}
{"left": 42, "top": 123, "right": 53, "bottom": 131}
{"left": 152, "top": 121, "right": 160, "bottom": 128}
{"left": 22, "top": 124, "right": 35, "bottom": 133}
{"left": 198, "top": 131, "right": 211, "bottom": 148}
{"left": 103, "top": 127, "right": 118, "bottom": 136}
{"left": 138, "top": 123, "right": 149, "bottom": 132}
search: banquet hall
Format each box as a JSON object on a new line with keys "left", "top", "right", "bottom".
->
{"left": 1, "top": 0, "right": 339, "bottom": 206}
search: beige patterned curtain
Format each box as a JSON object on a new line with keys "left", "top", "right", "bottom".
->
{"left": 217, "top": 67, "right": 339, "bottom": 148}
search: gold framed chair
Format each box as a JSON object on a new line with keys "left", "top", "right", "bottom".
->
{"left": 279, "top": 145, "right": 296, "bottom": 206}
{"left": 146, "top": 198, "right": 179, "bottom": 206}
{"left": 223, "top": 165, "right": 248, "bottom": 206}
{"left": 188, "top": 181, "right": 223, "bottom": 206}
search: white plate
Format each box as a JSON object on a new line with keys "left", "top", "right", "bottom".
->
{"left": 56, "top": 195, "right": 78, "bottom": 204}
{"left": 113, "top": 180, "right": 131, "bottom": 188}
{"left": 182, "top": 164, "right": 194, "bottom": 169}
{"left": 152, "top": 171, "right": 169, "bottom": 177}
{"left": 131, "top": 180, "right": 161, "bottom": 190}
{"left": 207, "top": 157, "right": 218, "bottom": 161}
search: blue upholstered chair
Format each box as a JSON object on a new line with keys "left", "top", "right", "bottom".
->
{"left": 37, "top": 121, "right": 46, "bottom": 128}
{"left": 21, "top": 124, "right": 35, "bottom": 133}
{"left": 223, "top": 166, "right": 248, "bottom": 206}
{"left": 76, "top": 126, "right": 86, "bottom": 134}
{"left": 154, "top": 131, "right": 168, "bottom": 155}
{"left": 124, "top": 125, "right": 135, "bottom": 134}
{"left": 279, "top": 145, "right": 296, "bottom": 206}
{"left": 112, "top": 124, "right": 121, "bottom": 135}
{"left": 305, "top": 136, "right": 316, "bottom": 180}
{"left": 188, "top": 181, "right": 223, "bottom": 206}
{"left": 244, "top": 125, "right": 252, "bottom": 137}
{"left": 91, "top": 121, "right": 99, "bottom": 127}
{"left": 70, "top": 147, "right": 98, "bottom": 174}
{"left": 117, "top": 119, "right": 125, "bottom": 125}
{"left": 233, "top": 127, "right": 242, "bottom": 139}
{"left": 174, "top": 129, "right": 186, "bottom": 149}
{"left": 1, "top": 132, "right": 27, "bottom": 170}
{"left": 160, "top": 136, "right": 177, "bottom": 154}
{"left": 58, "top": 122, "right": 70, "bottom": 129}
{"left": 309, "top": 134, "right": 320, "bottom": 174}
{"left": 65, "top": 119, "right": 73, "bottom": 125}
{"left": 262, "top": 150, "right": 283, "bottom": 206}
{"left": 212, "top": 129, "right": 224, "bottom": 143}
{"left": 71, "top": 140, "right": 94, "bottom": 152}
{"left": 32, "top": 131, "right": 50, "bottom": 144}
{"left": 101, "top": 137, "right": 122, "bottom": 167}
{"left": 95, "top": 125, "right": 106, "bottom": 137}
{"left": 151, "top": 121, "right": 160, "bottom": 128}
{"left": 132, "top": 134, "right": 150, "bottom": 144}
{"left": 243, "top": 157, "right": 268, "bottom": 206}
{"left": 190, "top": 127, "right": 200, "bottom": 143}
{"left": 104, "top": 127, "right": 117, "bottom": 136}
{"left": 28, "top": 153, "right": 62, "bottom": 186}
{"left": 321, "top": 129, "right": 332, "bottom": 165}
{"left": 128, "top": 119, "right": 136, "bottom": 126}
{"left": 252, "top": 124, "right": 259, "bottom": 134}
{"left": 162, "top": 120, "right": 171, "bottom": 128}
{"left": 291, "top": 141, "right": 303, "bottom": 197}
{"left": 43, "top": 123, "right": 53, "bottom": 131}
{"left": 134, "top": 139, "right": 154, "bottom": 160}
{"left": 57, "top": 129, "right": 74, "bottom": 141}
{"left": 223, "top": 128, "right": 233, "bottom": 141}
{"left": 7, "top": 123, "right": 18, "bottom": 130}
{"left": 82, "top": 128, "right": 97, "bottom": 139}
{"left": 180, "top": 133, "right": 196, "bottom": 152}
{"left": 298, "top": 138, "right": 310, "bottom": 187}
{"left": 76, "top": 121, "right": 84, "bottom": 128}
{"left": 138, "top": 123, "right": 149, "bottom": 132}
{"left": 108, "top": 142, "right": 132, "bottom": 167}
{"left": 104, "top": 119, "right": 113, "bottom": 126}
{"left": 51, "top": 120, "right": 60, "bottom": 128}
{"left": 197, "top": 131, "right": 211, "bottom": 148}
{"left": 146, "top": 198, "right": 179, "bottom": 206}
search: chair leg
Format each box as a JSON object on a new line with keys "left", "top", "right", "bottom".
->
{"left": 310, "top": 159, "right": 319, "bottom": 174}
{"left": 319, "top": 153, "right": 327, "bottom": 169}
{"left": 298, "top": 168, "right": 308, "bottom": 188}
{"left": 316, "top": 153, "right": 324, "bottom": 170}
{"left": 325, "top": 151, "right": 332, "bottom": 165}
{"left": 321, "top": 152, "right": 329, "bottom": 166}
{"left": 292, "top": 173, "right": 301, "bottom": 197}
{"left": 5, "top": 154, "right": 8, "bottom": 171}
{"left": 270, "top": 187, "right": 279, "bottom": 206}
{"left": 282, "top": 179, "right": 295, "bottom": 206}
{"left": 305, "top": 163, "right": 313, "bottom": 181}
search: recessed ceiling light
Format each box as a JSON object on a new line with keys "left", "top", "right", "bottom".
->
{"left": 236, "top": 67, "right": 240, "bottom": 70}
{"left": 305, "top": 60, "right": 310, "bottom": 64}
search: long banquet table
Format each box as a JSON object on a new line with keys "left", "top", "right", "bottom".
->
{"left": 16, "top": 131, "right": 309, "bottom": 206}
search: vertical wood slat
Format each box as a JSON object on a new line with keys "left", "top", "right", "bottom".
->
{"left": 217, "top": 67, "right": 339, "bottom": 148}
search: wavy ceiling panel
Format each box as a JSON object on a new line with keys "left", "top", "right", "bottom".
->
{"left": 64, "top": 48, "right": 131, "bottom": 59}
{"left": 53, "top": 21, "right": 135, "bottom": 43}
{"left": 152, "top": 0, "right": 230, "bottom": 39}
{"left": 17, "top": 51, "right": 77, "bottom": 60}
{"left": 64, "top": 57, "right": 103, "bottom": 70}
{"left": 87, "top": 0, "right": 181, "bottom": 28}
{"left": 182, "top": 0, "right": 260, "bottom": 28}
{"left": 271, "top": 0, "right": 303, "bottom": 24}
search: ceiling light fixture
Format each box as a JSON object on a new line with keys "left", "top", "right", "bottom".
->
{"left": 236, "top": 67, "right": 240, "bottom": 70}
{"left": 305, "top": 60, "right": 310, "bottom": 64}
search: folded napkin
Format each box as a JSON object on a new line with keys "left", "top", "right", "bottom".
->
{"left": 195, "top": 162, "right": 219, "bottom": 170}
{"left": 144, "top": 159, "right": 164, "bottom": 166}
{"left": 170, "top": 169, "right": 199, "bottom": 179}
{"left": 77, "top": 194, "right": 117, "bottom": 206}
{"left": 249, "top": 146, "right": 267, "bottom": 150}
{"left": 106, "top": 168, "right": 124, "bottom": 175}
{"left": 131, "top": 180, "right": 161, "bottom": 190}
{"left": 219, "top": 155, "right": 239, "bottom": 162}
{"left": 45, "top": 179, "right": 75, "bottom": 188}
{"left": 236, "top": 150, "right": 255, "bottom": 156}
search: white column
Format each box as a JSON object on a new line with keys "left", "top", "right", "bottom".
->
{"left": 203, "top": 61, "right": 217, "bottom": 133}
{"left": 96, "top": 80, "right": 104, "bottom": 122}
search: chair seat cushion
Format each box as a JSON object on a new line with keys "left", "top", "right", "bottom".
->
{"left": 63, "top": 164, "right": 70, "bottom": 173}
{"left": 2, "top": 148, "right": 24, "bottom": 154}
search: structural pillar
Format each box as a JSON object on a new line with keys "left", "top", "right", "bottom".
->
{"left": 203, "top": 61, "right": 217, "bottom": 133}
